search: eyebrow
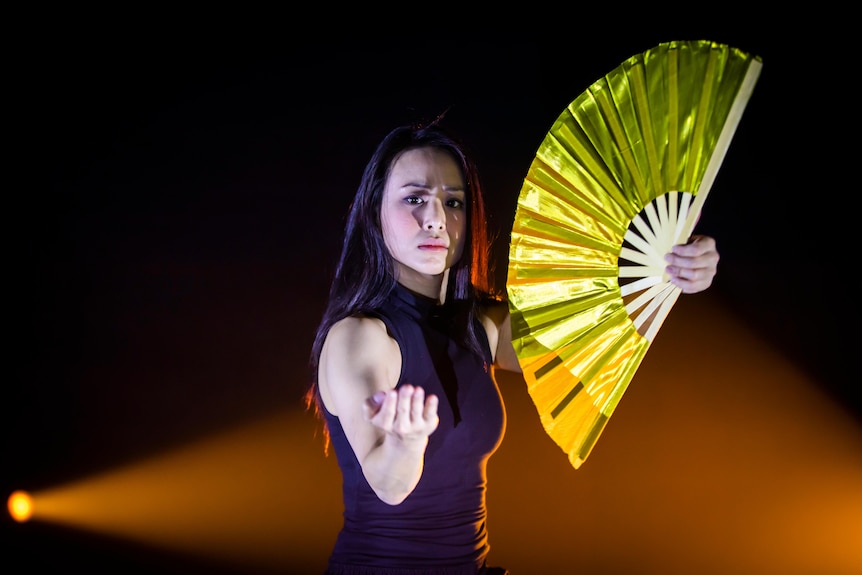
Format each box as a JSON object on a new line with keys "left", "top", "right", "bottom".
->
{"left": 399, "top": 182, "right": 466, "bottom": 193}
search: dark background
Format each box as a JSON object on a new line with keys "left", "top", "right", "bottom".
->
{"left": 4, "top": 18, "right": 854, "bottom": 574}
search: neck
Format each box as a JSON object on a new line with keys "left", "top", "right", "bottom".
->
{"left": 395, "top": 267, "right": 449, "bottom": 305}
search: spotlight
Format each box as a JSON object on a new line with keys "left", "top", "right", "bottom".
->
{"left": 8, "top": 490, "right": 33, "bottom": 523}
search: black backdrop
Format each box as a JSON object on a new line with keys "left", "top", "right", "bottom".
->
{"left": 5, "top": 17, "right": 854, "bottom": 573}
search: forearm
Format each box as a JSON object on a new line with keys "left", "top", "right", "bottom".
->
{"left": 362, "top": 435, "right": 428, "bottom": 505}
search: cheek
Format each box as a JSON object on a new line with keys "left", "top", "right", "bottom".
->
{"left": 382, "top": 210, "right": 411, "bottom": 249}
{"left": 380, "top": 212, "right": 398, "bottom": 256}
{"left": 449, "top": 217, "right": 467, "bottom": 259}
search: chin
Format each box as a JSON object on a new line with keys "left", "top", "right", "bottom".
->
{"left": 414, "top": 261, "right": 448, "bottom": 276}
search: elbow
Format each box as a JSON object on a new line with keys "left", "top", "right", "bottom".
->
{"left": 365, "top": 468, "right": 419, "bottom": 505}
{"left": 375, "top": 489, "right": 409, "bottom": 506}
{"left": 360, "top": 444, "right": 425, "bottom": 505}
{"left": 367, "top": 475, "right": 416, "bottom": 505}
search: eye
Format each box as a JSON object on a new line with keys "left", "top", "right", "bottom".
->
{"left": 405, "top": 195, "right": 424, "bottom": 205}
{"left": 446, "top": 198, "right": 464, "bottom": 209}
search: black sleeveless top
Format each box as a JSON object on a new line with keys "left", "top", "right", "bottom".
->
{"left": 323, "top": 283, "right": 507, "bottom": 574}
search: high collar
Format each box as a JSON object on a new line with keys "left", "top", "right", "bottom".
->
{"left": 391, "top": 282, "right": 441, "bottom": 321}
{"left": 390, "top": 282, "right": 467, "bottom": 337}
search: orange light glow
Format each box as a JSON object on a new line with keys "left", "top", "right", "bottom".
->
{"left": 8, "top": 295, "right": 862, "bottom": 574}
{"left": 8, "top": 490, "right": 33, "bottom": 522}
{"left": 9, "top": 411, "right": 342, "bottom": 573}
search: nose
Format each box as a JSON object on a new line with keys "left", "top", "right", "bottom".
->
{"left": 422, "top": 198, "right": 445, "bottom": 231}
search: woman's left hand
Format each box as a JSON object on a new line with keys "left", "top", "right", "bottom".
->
{"left": 664, "top": 234, "right": 720, "bottom": 294}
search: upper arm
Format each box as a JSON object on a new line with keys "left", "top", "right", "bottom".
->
{"left": 480, "top": 300, "right": 522, "bottom": 374}
{"left": 318, "top": 315, "right": 402, "bottom": 459}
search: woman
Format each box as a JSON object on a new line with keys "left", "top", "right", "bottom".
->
{"left": 307, "top": 120, "right": 719, "bottom": 574}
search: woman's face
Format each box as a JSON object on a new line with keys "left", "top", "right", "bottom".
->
{"left": 381, "top": 147, "right": 466, "bottom": 294}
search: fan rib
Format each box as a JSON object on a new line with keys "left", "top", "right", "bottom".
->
{"left": 621, "top": 230, "right": 664, "bottom": 266}
{"left": 643, "top": 286, "right": 681, "bottom": 342}
{"left": 630, "top": 282, "right": 676, "bottom": 331}
{"left": 618, "top": 265, "right": 663, "bottom": 278}
{"left": 619, "top": 274, "right": 662, "bottom": 297}
{"left": 629, "top": 212, "right": 658, "bottom": 248}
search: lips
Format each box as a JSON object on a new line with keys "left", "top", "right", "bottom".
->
{"left": 419, "top": 239, "right": 448, "bottom": 250}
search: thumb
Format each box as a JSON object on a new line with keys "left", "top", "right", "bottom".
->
{"left": 363, "top": 390, "right": 387, "bottom": 419}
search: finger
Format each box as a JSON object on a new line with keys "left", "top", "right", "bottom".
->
{"left": 669, "top": 268, "right": 714, "bottom": 293}
{"left": 666, "top": 249, "right": 719, "bottom": 272}
{"left": 423, "top": 394, "right": 440, "bottom": 430}
{"left": 389, "top": 385, "right": 417, "bottom": 434}
{"left": 397, "top": 388, "right": 412, "bottom": 416}
{"left": 672, "top": 235, "right": 716, "bottom": 257}
{"left": 410, "top": 386, "right": 426, "bottom": 421}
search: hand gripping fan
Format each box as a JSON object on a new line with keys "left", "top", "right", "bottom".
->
{"left": 506, "top": 40, "right": 762, "bottom": 469}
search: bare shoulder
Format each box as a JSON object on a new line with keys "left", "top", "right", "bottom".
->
{"left": 479, "top": 297, "right": 511, "bottom": 343}
{"left": 480, "top": 297, "right": 510, "bottom": 326}
{"left": 326, "top": 314, "right": 391, "bottom": 351}
{"left": 318, "top": 315, "right": 401, "bottom": 415}
{"left": 479, "top": 297, "right": 522, "bottom": 374}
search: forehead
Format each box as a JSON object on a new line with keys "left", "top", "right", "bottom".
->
{"left": 387, "top": 147, "right": 464, "bottom": 185}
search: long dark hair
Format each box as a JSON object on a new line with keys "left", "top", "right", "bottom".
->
{"left": 305, "top": 118, "right": 496, "bottom": 445}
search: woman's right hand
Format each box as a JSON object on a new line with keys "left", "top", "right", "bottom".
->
{"left": 363, "top": 384, "right": 440, "bottom": 442}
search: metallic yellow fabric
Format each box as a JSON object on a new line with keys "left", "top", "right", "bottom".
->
{"left": 507, "top": 40, "right": 762, "bottom": 469}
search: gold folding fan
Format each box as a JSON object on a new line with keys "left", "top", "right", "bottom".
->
{"left": 507, "top": 40, "right": 762, "bottom": 469}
